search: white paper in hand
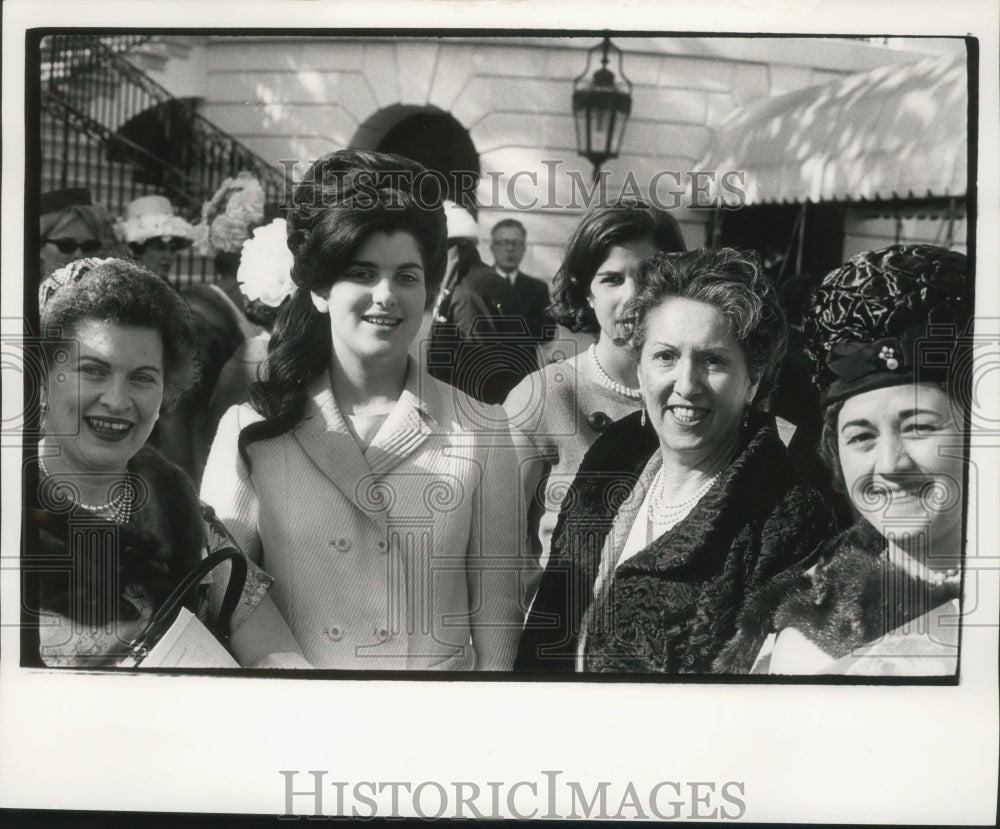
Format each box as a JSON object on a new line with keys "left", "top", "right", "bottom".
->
{"left": 126, "top": 606, "right": 239, "bottom": 669}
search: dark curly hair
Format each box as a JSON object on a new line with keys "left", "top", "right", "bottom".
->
{"left": 549, "top": 199, "right": 686, "bottom": 333}
{"left": 626, "top": 247, "right": 788, "bottom": 398}
{"left": 239, "top": 149, "right": 448, "bottom": 463}
{"left": 39, "top": 255, "right": 199, "bottom": 410}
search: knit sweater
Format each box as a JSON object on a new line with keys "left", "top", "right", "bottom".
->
{"left": 516, "top": 410, "right": 835, "bottom": 674}
{"left": 503, "top": 350, "right": 641, "bottom": 566}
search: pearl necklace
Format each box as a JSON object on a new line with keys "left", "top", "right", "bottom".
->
{"left": 891, "top": 552, "right": 962, "bottom": 587}
{"left": 589, "top": 344, "right": 643, "bottom": 400}
{"left": 38, "top": 456, "right": 135, "bottom": 524}
{"left": 647, "top": 466, "right": 722, "bottom": 529}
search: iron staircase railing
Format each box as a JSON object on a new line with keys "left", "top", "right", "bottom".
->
{"left": 39, "top": 33, "right": 291, "bottom": 283}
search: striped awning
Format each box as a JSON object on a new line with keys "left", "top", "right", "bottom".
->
{"left": 698, "top": 52, "right": 967, "bottom": 205}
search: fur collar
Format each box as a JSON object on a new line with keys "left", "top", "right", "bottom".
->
{"left": 714, "top": 520, "right": 962, "bottom": 672}
{"left": 551, "top": 409, "right": 795, "bottom": 575}
{"left": 518, "top": 410, "right": 833, "bottom": 673}
{"left": 29, "top": 445, "right": 205, "bottom": 625}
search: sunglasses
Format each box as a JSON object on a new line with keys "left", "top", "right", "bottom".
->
{"left": 44, "top": 237, "right": 102, "bottom": 255}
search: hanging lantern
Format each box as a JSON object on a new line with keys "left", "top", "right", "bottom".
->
{"left": 572, "top": 36, "right": 633, "bottom": 181}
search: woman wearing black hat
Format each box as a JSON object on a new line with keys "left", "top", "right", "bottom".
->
{"left": 715, "top": 244, "right": 971, "bottom": 675}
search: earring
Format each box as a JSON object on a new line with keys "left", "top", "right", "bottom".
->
{"left": 641, "top": 408, "right": 646, "bottom": 427}
{"left": 742, "top": 408, "right": 751, "bottom": 431}
{"left": 310, "top": 291, "right": 330, "bottom": 314}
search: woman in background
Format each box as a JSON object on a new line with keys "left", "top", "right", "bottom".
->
{"left": 716, "top": 244, "right": 971, "bottom": 675}
{"left": 208, "top": 216, "right": 296, "bottom": 427}
{"left": 503, "top": 200, "right": 686, "bottom": 569}
{"left": 36, "top": 188, "right": 119, "bottom": 321}
{"left": 116, "top": 194, "right": 195, "bottom": 279}
{"left": 202, "top": 150, "right": 527, "bottom": 670}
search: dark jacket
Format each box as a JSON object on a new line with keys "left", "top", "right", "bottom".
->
{"left": 510, "top": 271, "right": 555, "bottom": 345}
{"left": 713, "top": 520, "right": 962, "bottom": 673}
{"left": 429, "top": 252, "right": 537, "bottom": 404}
{"left": 23, "top": 446, "right": 206, "bottom": 664}
{"left": 516, "top": 410, "right": 835, "bottom": 674}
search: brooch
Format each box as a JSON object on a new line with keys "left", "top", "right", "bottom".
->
{"left": 877, "top": 345, "right": 901, "bottom": 371}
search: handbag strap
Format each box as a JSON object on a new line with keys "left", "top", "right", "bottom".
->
{"left": 128, "top": 549, "right": 249, "bottom": 661}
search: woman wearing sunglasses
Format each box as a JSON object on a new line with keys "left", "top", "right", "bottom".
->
{"left": 39, "top": 188, "right": 119, "bottom": 280}
{"left": 117, "top": 195, "right": 195, "bottom": 279}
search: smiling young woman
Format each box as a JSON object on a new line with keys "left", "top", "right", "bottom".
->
{"left": 201, "top": 150, "right": 528, "bottom": 671}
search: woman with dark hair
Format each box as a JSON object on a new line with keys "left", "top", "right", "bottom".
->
{"left": 202, "top": 150, "right": 527, "bottom": 670}
{"left": 716, "top": 244, "right": 971, "bottom": 675}
{"left": 26, "top": 256, "right": 302, "bottom": 667}
{"left": 503, "top": 199, "right": 686, "bottom": 568}
{"left": 517, "top": 247, "right": 834, "bottom": 673}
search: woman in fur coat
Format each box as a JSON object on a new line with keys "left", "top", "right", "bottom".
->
{"left": 25, "top": 256, "right": 303, "bottom": 668}
{"left": 516, "top": 247, "right": 835, "bottom": 673}
{"left": 715, "top": 244, "right": 971, "bottom": 675}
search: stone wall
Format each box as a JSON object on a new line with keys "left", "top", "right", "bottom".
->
{"left": 149, "top": 35, "right": 952, "bottom": 282}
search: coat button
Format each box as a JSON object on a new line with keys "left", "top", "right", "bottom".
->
{"left": 376, "top": 540, "right": 387, "bottom": 554}
{"left": 325, "top": 625, "right": 343, "bottom": 641}
{"left": 333, "top": 537, "right": 351, "bottom": 552}
{"left": 374, "top": 625, "right": 389, "bottom": 642}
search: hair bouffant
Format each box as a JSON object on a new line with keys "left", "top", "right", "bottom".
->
{"left": 40, "top": 256, "right": 199, "bottom": 410}
{"left": 284, "top": 150, "right": 447, "bottom": 295}
{"left": 240, "top": 149, "right": 448, "bottom": 462}
{"left": 626, "top": 247, "right": 788, "bottom": 397}
{"left": 549, "top": 199, "right": 686, "bottom": 334}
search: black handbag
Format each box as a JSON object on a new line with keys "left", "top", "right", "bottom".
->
{"left": 125, "top": 549, "right": 249, "bottom": 665}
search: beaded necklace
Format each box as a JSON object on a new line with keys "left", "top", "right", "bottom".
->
{"left": 38, "top": 455, "right": 135, "bottom": 524}
{"left": 589, "top": 343, "right": 643, "bottom": 400}
{"left": 890, "top": 549, "right": 962, "bottom": 587}
{"left": 646, "top": 465, "right": 723, "bottom": 534}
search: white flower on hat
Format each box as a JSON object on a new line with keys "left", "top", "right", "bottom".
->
{"left": 115, "top": 195, "right": 194, "bottom": 246}
{"left": 443, "top": 199, "right": 479, "bottom": 242}
{"left": 236, "top": 218, "right": 295, "bottom": 308}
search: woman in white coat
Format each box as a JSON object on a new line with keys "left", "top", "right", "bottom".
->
{"left": 202, "top": 150, "right": 527, "bottom": 670}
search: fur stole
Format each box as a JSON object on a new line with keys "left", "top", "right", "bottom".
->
{"left": 517, "top": 410, "right": 834, "bottom": 673}
{"left": 28, "top": 446, "right": 205, "bottom": 625}
{"left": 713, "top": 520, "right": 961, "bottom": 673}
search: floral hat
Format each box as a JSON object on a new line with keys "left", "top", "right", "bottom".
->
{"left": 192, "top": 171, "right": 266, "bottom": 256}
{"left": 116, "top": 195, "right": 195, "bottom": 248}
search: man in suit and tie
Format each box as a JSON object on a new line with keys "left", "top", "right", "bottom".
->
{"left": 427, "top": 203, "right": 536, "bottom": 405}
{"left": 490, "top": 219, "right": 555, "bottom": 351}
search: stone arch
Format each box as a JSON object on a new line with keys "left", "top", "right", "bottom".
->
{"left": 350, "top": 105, "right": 479, "bottom": 210}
